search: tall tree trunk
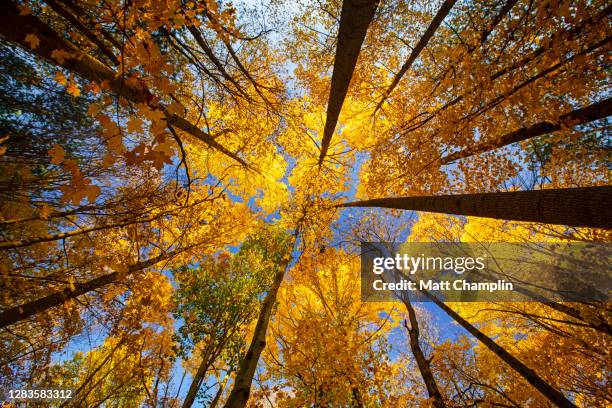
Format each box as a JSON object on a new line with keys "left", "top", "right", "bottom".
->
{"left": 338, "top": 186, "right": 612, "bottom": 229}
{"left": 374, "top": 0, "right": 457, "bottom": 113}
{"left": 181, "top": 344, "right": 215, "bottom": 408}
{"left": 223, "top": 229, "right": 299, "bottom": 408}
{"left": 0, "top": 246, "right": 190, "bottom": 329}
{"left": 471, "top": 269, "right": 612, "bottom": 336}
{"left": 44, "top": 0, "right": 119, "bottom": 65}
{"left": 440, "top": 97, "right": 612, "bottom": 164}
{"left": 401, "top": 297, "right": 447, "bottom": 408}
{"left": 210, "top": 377, "right": 228, "bottom": 408}
{"left": 416, "top": 286, "right": 578, "bottom": 408}
{"left": 400, "top": 4, "right": 611, "bottom": 136}
{"left": 0, "top": 0, "right": 247, "bottom": 166}
{"left": 319, "top": 0, "right": 379, "bottom": 165}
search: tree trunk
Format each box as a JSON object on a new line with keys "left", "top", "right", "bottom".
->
{"left": 0, "top": 248, "right": 185, "bottom": 329}
{"left": 181, "top": 344, "right": 215, "bottom": 408}
{"left": 223, "top": 230, "right": 299, "bottom": 408}
{"left": 440, "top": 97, "right": 612, "bottom": 164}
{"left": 417, "top": 287, "right": 578, "bottom": 408}
{"left": 338, "top": 186, "right": 612, "bottom": 229}
{"left": 319, "top": 0, "right": 379, "bottom": 165}
{"left": 374, "top": 0, "right": 457, "bottom": 113}
{"left": 471, "top": 269, "right": 612, "bottom": 336}
{"left": 44, "top": 0, "right": 119, "bottom": 65}
{"left": 400, "top": 4, "right": 611, "bottom": 136}
{"left": 0, "top": 0, "right": 247, "bottom": 167}
{"left": 401, "top": 298, "right": 446, "bottom": 408}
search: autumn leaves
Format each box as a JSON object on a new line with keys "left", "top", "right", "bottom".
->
{"left": 2, "top": 0, "right": 249, "bottom": 209}
{"left": 0, "top": 0, "right": 610, "bottom": 406}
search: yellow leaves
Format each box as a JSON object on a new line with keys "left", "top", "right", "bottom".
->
{"left": 50, "top": 49, "right": 73, "bottom": 64}
{"left": 24, "top": 33, "right": 39, "bottom": 50}
{"left": 53, "top": 71, "right": 67, "bottom": 86}
{"left": 67, "top": 276, "right": 76, "bottom": 291}
{"left": 66, "top": 81, "right": 80, "bottom": 97}
{"left": 127, "top": 272, "right": 174, "bottom": 324}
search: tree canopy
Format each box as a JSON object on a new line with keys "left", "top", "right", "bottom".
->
{"left": 0, "top": 0, "right": 610, "bottom": 407}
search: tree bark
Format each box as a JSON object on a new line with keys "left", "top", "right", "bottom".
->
{"left": 0, "top": 1, "right": 247, "bottom": 167}
{"left": 223, "top": 229, "right": 299, "bottom": 408}
{"left": 319, "top": 0, "right": 379, "bottom": 165}
{"left": 401, "top": 298, "right": 446, "bottom": 408}
{"left": 181, "top": 344, "right": 215, "bottom": 408}
{"left": 45, "top": 0, "right": 119, "bottom": 65}
{"left": 417, "top": 286, "right": 578, "bottom": 408}
{"left": 186, "top": 25, "right": 248, "bottom": 99}
{"left": 338, "top": 186, "right": 612, "bottom": 229}
{"left": 374, "top": 0, "right": 457, "bottom": 113}
{"left": 471, "top": 268, "right": 612, "bottom": 336}
{"left": 400, "top": 4, "right": 611, "bottom": 136}
{"left": 0, "top": 247, "right": 187, "bottom": 329}
{"left": 440, "top": 97, "right": 612, "bottom": 163}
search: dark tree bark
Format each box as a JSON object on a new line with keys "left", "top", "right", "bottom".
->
{"left": 401, "top": 298, "right": 446, "bottom": 408}
{"left": 440, "top": 97, "right": 612, "bottom": 164}
{"left": 0, "top": 247, "right": 189, "bottom": 329}
{"left": 0, "top": 1, "right": 247, "bottom": 166}
{"left": 338, "top": 186, "right": 612, "bottom": 229}
{"left": 417, "top": 286, "right": 578, "bottom": 408}
{"left": 374, "top": 0, "right": 457, "bottom": 113}
{"left": 223, "top": 229, "right": 299, "bottom": 408}
{"left": 44, "top": 0, "right": 119, "bottom": 65}
{"left": 319, "top": 0, "right": 379, "bottom": 165}
{"left": 400, "top": 4, "right": 611, "bottom": 136}
{"left": 470, "top": 269, "right": 612, "bottom": 336}
{"left": 181, "top": 345, "right": 215, "bottom": 408}
{"left": 186, "top": 25, "right": 249, "bottom": 99}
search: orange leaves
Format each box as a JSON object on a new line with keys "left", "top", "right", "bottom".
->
{"left": 66, "top": 81, "right": 80, "bottom": 97}
{"left": 47, "top": 143, "right": 101, "bottom": 205}
{"left": 24, "top": 33, "right": 39, "bottom": 49}
{"left": 53, "top": 71, "right": 67, "bottom": 86}
{"left": 0, "top": 135, "right": 9, "bottom": 156}
{"left": 166, "top": 101, "right": 185, "bottom": 117}
{"left": 50, "top": 49, "right": 73, "bottom": 64}
{"left": 52, "top": 71, "right": 81, "bottom": 96}
{"left": 48, "top": 143, "right": 66, "bottom": 164}
{"left": 126, "top": 117, "right": 144, "bottom": 133}
{"left": 98, "top": 114, "right": 124, "bottom": 154}
{"left": 87, "top": 102, "right": 100, "bottom": 117}
{"left": 17, "top": 4, "right": 30, "bottom": 15}
{"left": 39, "top": 204, "right": 51, "bottom": 220}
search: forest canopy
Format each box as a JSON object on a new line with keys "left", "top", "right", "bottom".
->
{"left": 0, "top": 0, "right": 610, "bottom": 407}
